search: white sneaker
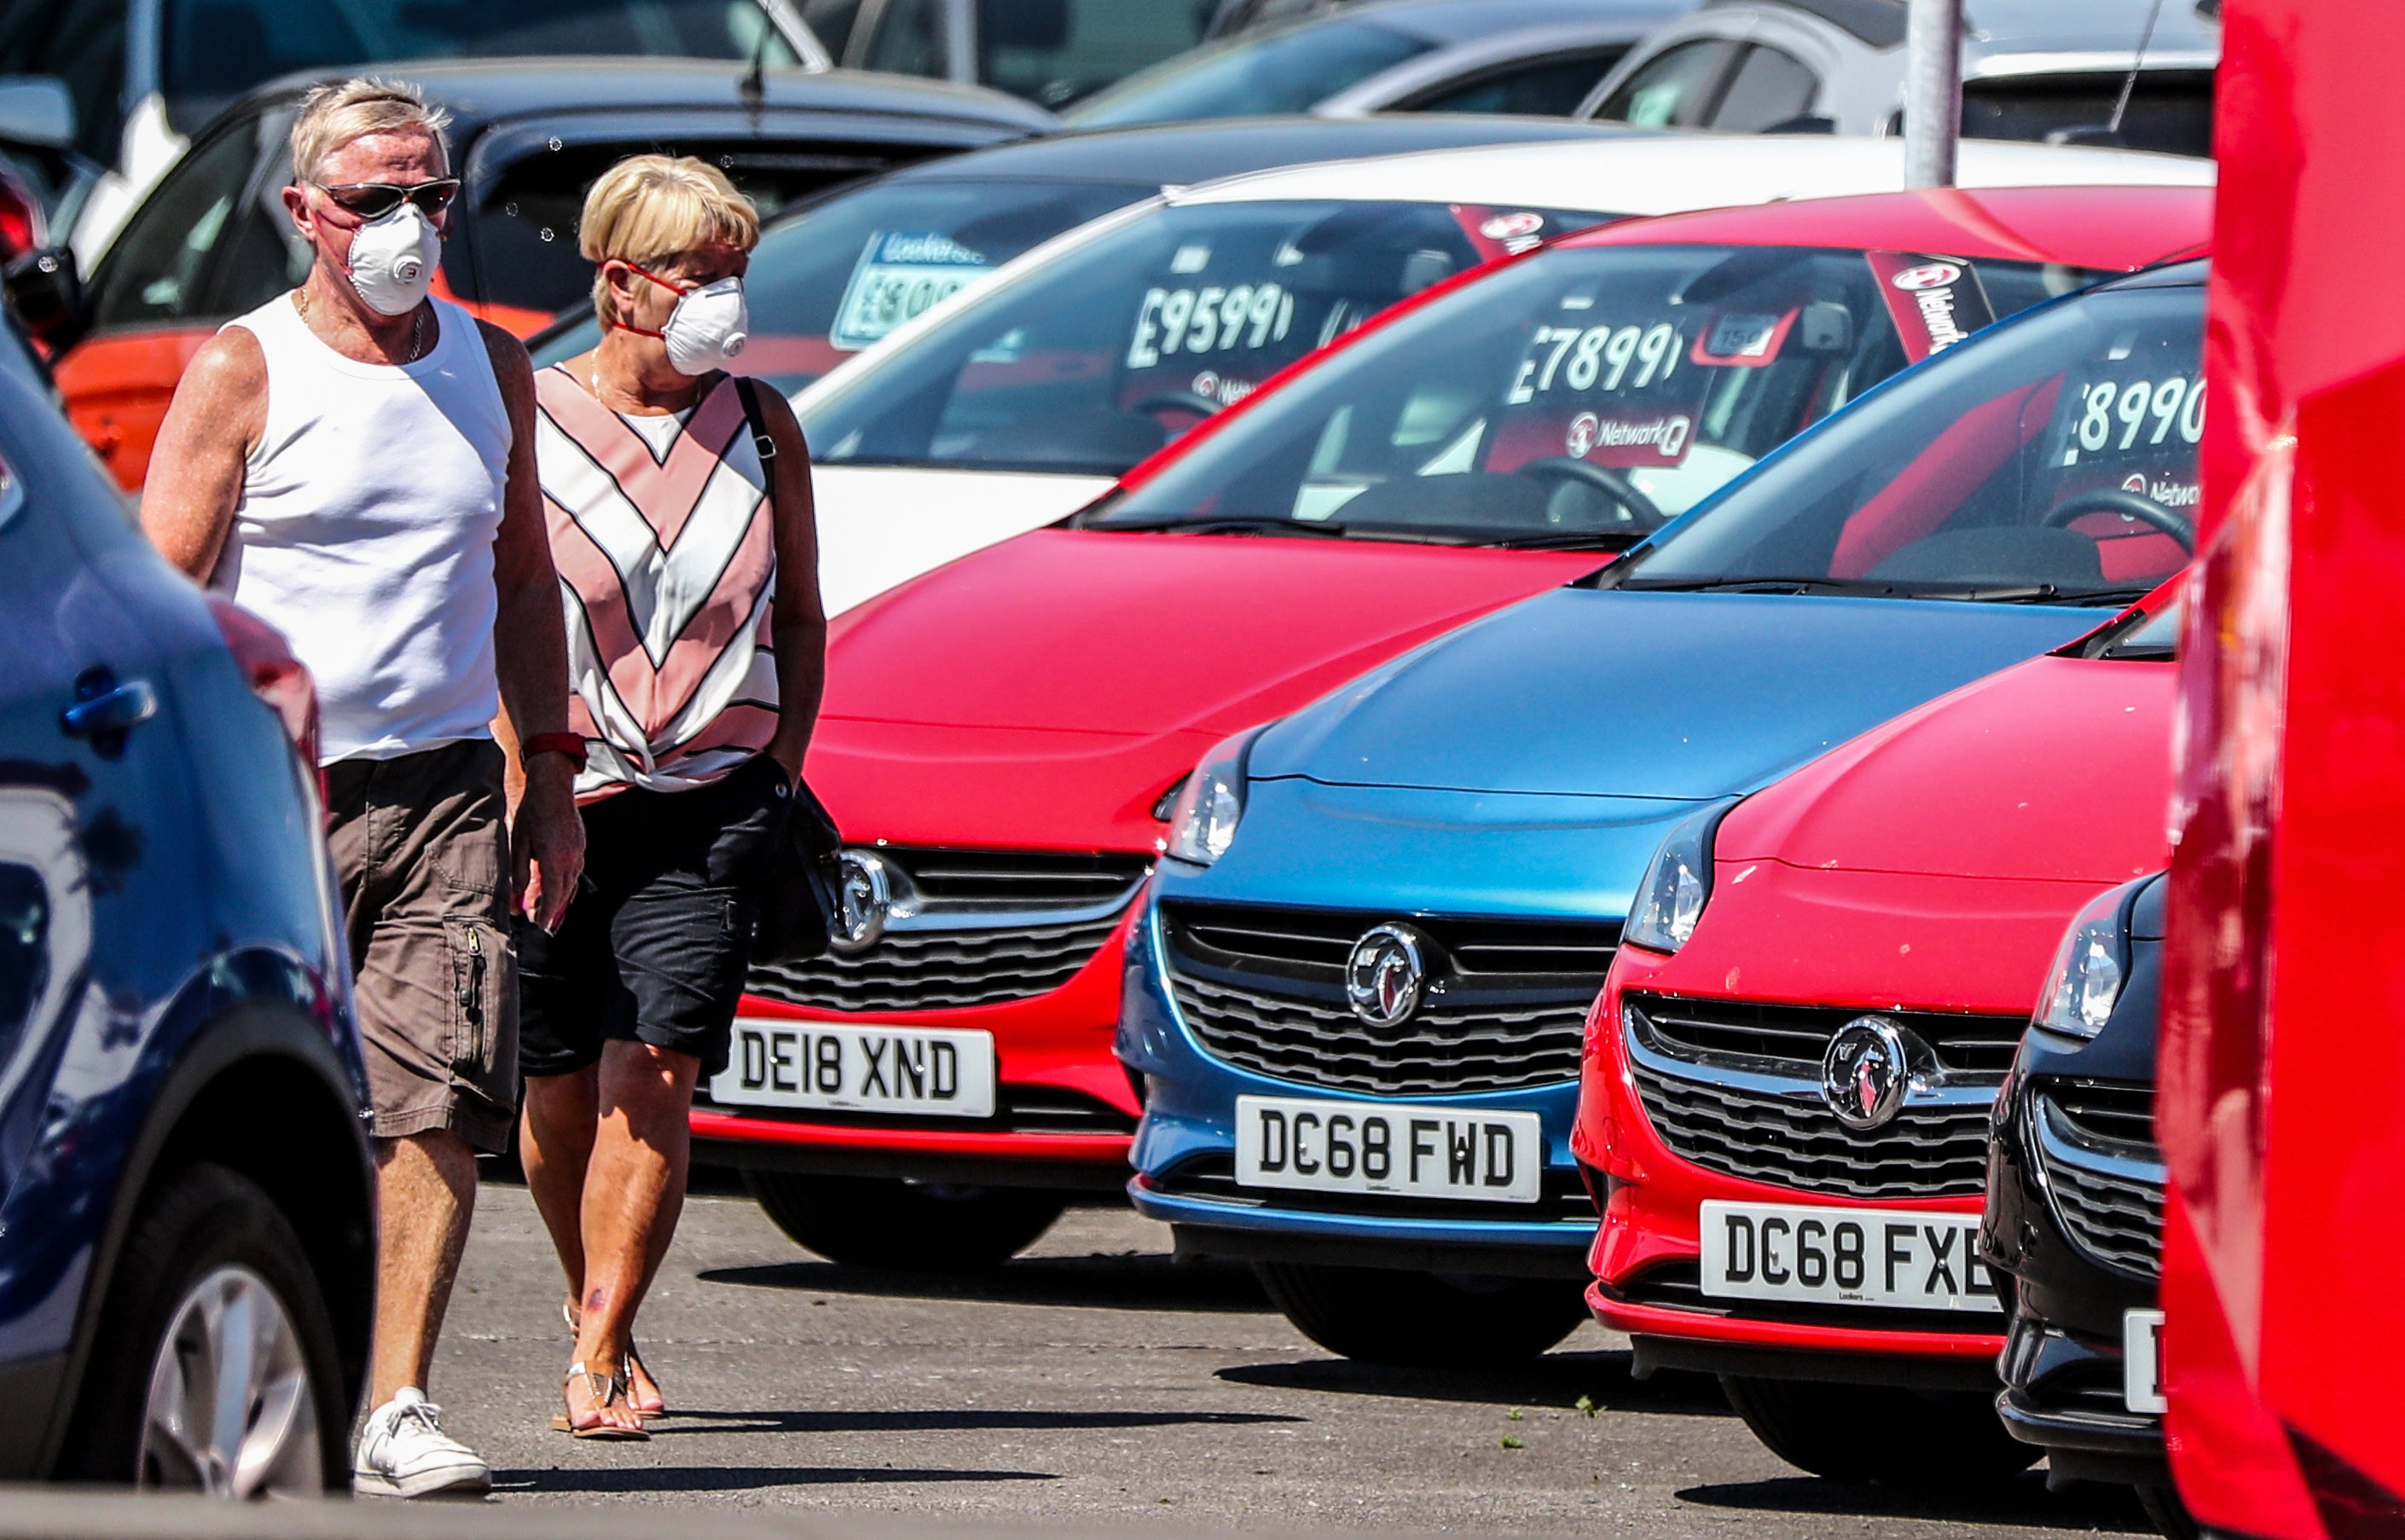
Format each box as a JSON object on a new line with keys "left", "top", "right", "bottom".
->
{"left": 352, "top": 1387, "right": 491, "bottom": 1498}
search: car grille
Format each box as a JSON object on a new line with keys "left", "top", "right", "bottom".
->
{"left": 2033, "top": 1080, "right": 2163, "bottom": 1279}
{"left": 746, "top": 848, "right": 1149, "bottom": 1013}
{"left": 1159, "top": 901, "right": 1618, "bottom": 1096}
{"left": 1623, "top": 995, "right": 2012, "bottom": 1200}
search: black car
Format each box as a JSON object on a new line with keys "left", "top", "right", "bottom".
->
{"left": 0, "top": 331, "right": 373, "bottom": 1493}
{"left": 50, "top": 56, "right": 1053, "bottom": 488}
{"left": 529, "top": 111, "right": 1634, "bottom": 393}
{"left": 1983, "top": 866, "right": 2193, "bottom": 1536}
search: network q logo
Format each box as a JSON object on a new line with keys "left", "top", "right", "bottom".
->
{"left": 1890, "top": 261, "right": 1963, "bottom": 292}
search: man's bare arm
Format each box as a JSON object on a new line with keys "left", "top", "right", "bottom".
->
{"left": 140, "top": 327, "right": 269, "bottom": 580}
{"left": 479, "top": 318, "right": 585, "bottom": 928}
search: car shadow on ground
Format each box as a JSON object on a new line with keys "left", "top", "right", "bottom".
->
{"left": 490, "top": 1464, "right": 1058, "bottom": 1496}
{"left": 697, "top": 1251, "right": 1273, "bottom": 1314}
{"left": 1676, "top": 1473, "right": 2153, "bottom": 1533}
{"left": 642, "top": 1407, "right": 1304, "bottom": 1437}
{"left": 1218, "top": 1349, "right": 1732, "bottom": 1418}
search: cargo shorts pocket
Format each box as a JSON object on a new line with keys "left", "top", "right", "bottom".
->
{"left": 444, "top": 916, "right": 518, "bottom": 1081}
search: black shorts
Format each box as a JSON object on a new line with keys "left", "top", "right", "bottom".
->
{"left": 518, "top": 754, "right": 791, "bottom": 1080}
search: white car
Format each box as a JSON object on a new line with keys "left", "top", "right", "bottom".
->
{"left": 1578, "top": 0, "right": 2219, "bottom": 158}
{"left": 795, "top": 131, "right": 2212, "bottom": 615}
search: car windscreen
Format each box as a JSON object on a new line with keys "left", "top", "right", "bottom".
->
{"left": 1084, "top": 244, "right": 2095, "bottom": 552}
{"left": 159, "top": 0, "right": 804, "bottom": 133}
{"left": 530, "top": 175, "right": 1143, "bottom": 391}
{"left": 1061, "top": 18, "right": 1435, "bottom": 128}
{"left": 1613, "top": 281, "right": 2203, "bottom": 604}
{"left": 800, "top": 197, "right": 1614, "bottom": 478}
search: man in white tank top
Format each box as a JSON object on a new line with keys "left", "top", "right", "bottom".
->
{"left": 138, "top": 78, "right": 586, "bottom": 1499}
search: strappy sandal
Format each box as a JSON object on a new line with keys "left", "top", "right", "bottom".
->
{"left": 553, "top": 1362, "right": 649, "bottom": 1440}
{"left": 563, "top": 1300, "right": 665, "bottom": 1417}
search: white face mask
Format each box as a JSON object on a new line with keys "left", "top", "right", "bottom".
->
{"left": 343, "top": 201, "right": 442, "bottom": 317}
{"left": 629, "top": 271, "right": 749, "bottom": 376}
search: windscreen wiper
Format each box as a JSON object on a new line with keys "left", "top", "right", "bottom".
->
{"left": 1093, "top": 516, "right": 1350, "bottom": 538}
{"left": 1894, "top": 583, "right": 2163, "bottom": 606}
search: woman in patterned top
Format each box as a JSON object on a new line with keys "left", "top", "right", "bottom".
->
{"left": 514, "top": 154, "right": 823, "bottom": 1439}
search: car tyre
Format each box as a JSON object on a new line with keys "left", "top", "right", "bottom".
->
{"left": 1254, "top": 1261, "right": 1589, "bottom": 1365}
{"left": 2137, "top": 1485, "right": 2201, "bottom": 1540}
{"left": 1718, "top": 1375, "right": 2040, "bottom": 1484}
{"left": 64, "top": 1162, "right": 348, "bottom": 1494}
{"left": 743, "top": 1172, "right": 1066, "bottom": 1268}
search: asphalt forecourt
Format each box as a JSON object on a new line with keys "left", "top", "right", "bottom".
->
{"left": 74, "top": 1178, "right": 2151, "bottom": 1537}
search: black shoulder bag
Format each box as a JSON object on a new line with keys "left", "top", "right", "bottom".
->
{"left": 733, "top": 375, "right": 843, "bottom": 964}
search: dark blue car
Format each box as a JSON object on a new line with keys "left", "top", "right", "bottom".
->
{"left": 0, "top": 351, "right": 370, "bottom": 1491}
{"left": 1120, "top": 262, "right": 2205, "bottom": 1365}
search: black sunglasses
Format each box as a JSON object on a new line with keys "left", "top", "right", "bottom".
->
{"left": 308, "top": 177, "right": 461, "bottom": 219}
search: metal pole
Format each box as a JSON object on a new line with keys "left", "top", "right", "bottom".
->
{"left": 1902, "top": 0, "right": 1965, "bottom": 188}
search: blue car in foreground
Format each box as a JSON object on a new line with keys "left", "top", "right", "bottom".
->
{"left": 0, "top": 356, "right": 371, "bottom": 1491}
{"left": 1121, "top": 262, "right": 2206, "bottom": 1364}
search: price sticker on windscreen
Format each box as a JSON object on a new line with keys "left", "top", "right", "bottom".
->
{"left": 1863, "top": 252, "right": 1996, "bottom": 362}
{"left": 832, "top": 230, "right": 990, "bottom": 351}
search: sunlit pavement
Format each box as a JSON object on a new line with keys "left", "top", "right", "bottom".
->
{"left": 376, "top": 1174, "right": 2153, "bottom": 1535}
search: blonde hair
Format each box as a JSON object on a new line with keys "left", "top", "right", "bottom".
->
{"left": 581, "top": 154, "right": 762, "bottom": 327}
{"left": 290, "top": 78, "right": 451, "bottom": 185}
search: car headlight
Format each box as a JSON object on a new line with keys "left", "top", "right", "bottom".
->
{"left": 1622, "top": 804, "right": 1730, "bottom": 955}
{"left": 2034, "top": 881, "right": 2139, "bottom": 1041}
{"left": 1162, "top": 729, "right": 1262, "bottom": 866}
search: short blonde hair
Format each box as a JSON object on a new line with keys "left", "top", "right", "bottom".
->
{"left": 581, "top": 154, "right": 762, "bottom": 326}
{"left": 290, "top": 78, "right": 451, "bottom": 185}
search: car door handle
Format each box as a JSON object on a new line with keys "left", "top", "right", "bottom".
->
{"left": 61, "top": 675, "right": 159, "bottom": 752}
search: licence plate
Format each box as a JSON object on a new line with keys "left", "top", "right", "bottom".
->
{"left": 1233, "top": 1095, "right": 1543, "bottom": 1204}
{"left": 709, "top": 1020, "right": 996, "bottom": 1118}
{"left": 2123, "top": 1308, "right": 2167, "bottom": 1413}
{"left": 1698, "top": 1201, "right": 2002, "bottom": 1313}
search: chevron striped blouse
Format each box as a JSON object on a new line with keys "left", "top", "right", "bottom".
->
{"left": 534, "top": 367, "right": 779, "bottom": 802}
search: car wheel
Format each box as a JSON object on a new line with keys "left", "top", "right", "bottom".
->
{"left": 743, "top": 1172, "right": 1066, "bottom": 1268}
{"left": 1718, "top": 1375, "right": 2039, "bottom": 1484}
{"left": 1253, "top": 1261, "right": 1589, "bottom": 1366}
{"left": 2137, "top": 1485, "right": 2201, "bottom": 1540}
{"left": 65, "top": 1163, "right": 347, "bottom": 1494}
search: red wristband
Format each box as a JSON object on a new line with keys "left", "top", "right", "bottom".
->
{"left": 521, "top": 732, "right": 588, "bottom": 772}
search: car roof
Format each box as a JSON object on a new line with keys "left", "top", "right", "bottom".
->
{"left": 236, "top": 57, "right": 1057, "bottom": 140}
{"left": 1700, "top": 0, "right": 2221, "bottom": 62}
{"left": 1171, "top": 132, "right": 2213, "bottom": 215}
{"left": 875, "top": 114, "right": 1637, "bottom": 190}
{"left": 1358, "top": 0, "right": 1695, "bottom": 45}
{"left": 1563, "top": 182, "right": 2212, "bottom": 271}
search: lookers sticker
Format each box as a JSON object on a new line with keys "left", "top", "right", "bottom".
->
{"left": 1863, "top": 251, "right": 1996, "bottom": 362}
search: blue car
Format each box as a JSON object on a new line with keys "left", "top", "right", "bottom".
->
{"left": 0, "top": 351, "right": 370, "bottom": 1491}
{"left": 1119, "top": 261, "right": 2205, "bottom": 1364}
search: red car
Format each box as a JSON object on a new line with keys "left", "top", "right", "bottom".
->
{"left": 696, "top": 184, "right": 2211, "bottom": 1270}
{"left": 1576, "top": 581, "right": 2183, "bottom": 1483}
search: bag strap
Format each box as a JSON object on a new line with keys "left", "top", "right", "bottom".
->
{"left": 732, "top": 375, "right": 778, "bottom": 465}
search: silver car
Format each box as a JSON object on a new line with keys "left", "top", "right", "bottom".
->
{"left": 1577, "top": 0, "right": 2218, "bottom": 156}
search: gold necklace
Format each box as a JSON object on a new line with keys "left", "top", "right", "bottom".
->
{"left": 295, "top": 286, "right": 427, "bottom": 362}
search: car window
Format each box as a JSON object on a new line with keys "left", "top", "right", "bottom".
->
{"left": 1407, "top": 49, "right": 1631, "bottom": 117}
{"left": 803, "top": 199, "right": 1614, "bottom": 478}
{"left": 1962, "top": 70, "right": 2216, "bottom": 159}
{"left": 1591, "top": 38, "right": 1736, "bottom": 128}
{"left": 1709, "top": 44, "right": 1818, "bottom": 132}
{"left": 158, "top": 0, "right": 803, "bottom": 134}
{"left": 1619, "top": 282, "right": 2203, "bottom": 602}
{"left": 86, "top": 114, "right": 267, "bottom": 331}
{"left": 980, "top": 0, "right": 1211, "bottom": 108}
{"left": 1092, "top": 244, "right": 2079, "bottom": 550}
{"left": 532, "top": 174, "right": 1141, "bottom": 392}
{"left": 0, "top": 0, "right": 130, "bottom": 165}
{"left": 862, "top": 0, "right": 948, "bottom": 74}
{"left": 804, "top": 0, "right": 866, "bottom": 55}
{"left": 1062, "top": 17, "right": 1434, "bottom": 128}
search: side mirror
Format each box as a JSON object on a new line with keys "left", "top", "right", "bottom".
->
{"left": 0, "top": 77, "right": 73, "bottom": 149}
{"left": 5, "top": 246, "right": 86, "bottom": 349}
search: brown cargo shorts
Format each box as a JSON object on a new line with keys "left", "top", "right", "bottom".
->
{"left": 325, "top": 738, "right": 519, "bottom": 1153}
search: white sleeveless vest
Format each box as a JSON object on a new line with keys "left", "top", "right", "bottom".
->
{"left": 217, "top": 293, "right": 512, "bottom": 763}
